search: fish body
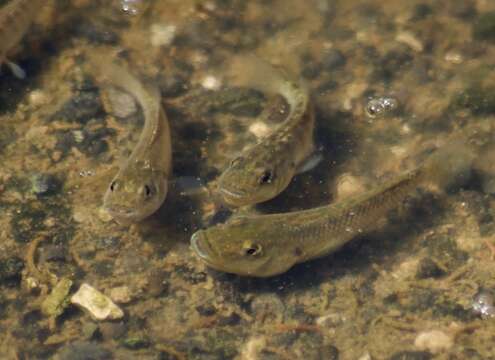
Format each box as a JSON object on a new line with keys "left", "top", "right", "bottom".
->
{"left": 95, "top": 61, "right": 172, "bottom": 224}
{"left": 191, "top": 142, "right": 475, "bottom": 277}
{"left": 218, "top": 57, "right": 314, "bottom": 207}
{"left": 0, "top": 0, "right": 42, "bottom": 78}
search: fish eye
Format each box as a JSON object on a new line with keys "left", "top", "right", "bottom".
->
{"left": 258, "top": 170, "right": 274, "bottom": 184}
{"left": 143, "top": 184, "right": 154, "bottom": 198}
{"left": 109, "top": 180, "right": 118, "bottom": 192}
{"left": 243, "top": 243, "right": 262, "bottom": 256}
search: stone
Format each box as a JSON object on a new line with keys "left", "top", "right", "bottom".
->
{"left": 414, "top": 330, "right": 453, "bottom": 354}
{"left": 109, "top": 286, "right": 132, "bottom": 304}
{"left": 71, "top": 283, "right": 124, "bottom": 321}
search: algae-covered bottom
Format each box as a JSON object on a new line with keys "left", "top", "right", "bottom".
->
{"left": 1, "top": 0, "right": 495, "bottom": 359}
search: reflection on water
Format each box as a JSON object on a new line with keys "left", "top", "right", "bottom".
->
{"left": 1, "top": 0, "right": 495, "bottom": 358}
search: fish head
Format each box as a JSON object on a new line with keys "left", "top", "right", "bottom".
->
{"left": 218, "top": 144, "right": 294, "bottom": 207}
{"left": 190, "top": 217, "right": 295, "bottom": 277}
{"left": 103, "top": 160, "right": 168, "bottom": 224}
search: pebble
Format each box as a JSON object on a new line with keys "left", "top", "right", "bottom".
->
{"left": 0, "top": 256, "right": 24, "bottom": 284}
{"left": 30, "top": 173, "right": 61, "bottom": 196}
{"left": 99, "top": 322, "right": 127, "bottom": 340}
{"left": 358, "top": 352, "right": 372, "bottom": 360}
{"left": 473, "top": 143, "right": 495, "bottom": 194}
{"left": 335, "top": 173, "right": 366, "bottom": 199}
{"left": 52, "top": 91, "right": 104, "bottom": 124}
{"left": 415, "top": 257, "right": 445, "bottom": 279}
{"left": 248, "top": 121, "right": 270, "bottom": 138}
{"left": 315, "top": 312, "right": 345, "bottom": 327}
{"left": 56, "top": 341, "right": 112, "bottom": 360}
{"left": 28, "top": 89, "right": 49, "bottom": 107}
{"left": 201, "top": 75, "right": 222, "bottom": 90}
{"left": 389, "top": 351, "right": 432, "bottom": 360}
{"left": 322, "top": 48, "right": 347, "bottom": 70}
{"left": 109, "top": 286, "right": 132, "bottom": 304}
{"left": 396, "top": 31, "right": 424, "bottom": 52}
{"left": 414, "top": 330, "right": 453, "bottom": 354}
{"left": 71, "top": 283, "right": 124, "bottom": 321}
{"left": 105, "top": 87, "right": 137, "bottom": 118}
{"left": 250, "top": 294, "right": 285, "bottom": 322}
{"left": 239, "top": 336, "right": 266, "bottom": 360}
{"left": 150, "top": 23, "right": 177, "bottom": 47}
{"left": 444, "top": 51, "right": 464, "bottom": 64}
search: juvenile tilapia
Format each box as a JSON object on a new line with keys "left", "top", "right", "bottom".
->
{"left": 191, "top": 142, "right": 475, "bottom": 277}
{"left": 0, "top": 0, "right": 43, "bottom": 78}
{"left": 93, "top": 60, "right": 172, "bottom": 224}
{"left": 218, "top": 57, "right": 314, "bottom": 207}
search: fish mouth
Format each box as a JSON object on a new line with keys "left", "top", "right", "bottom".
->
{"left": 219, "top": 186, "right": 247, "bottom": 200}
{"left": 104, "top": 205, "right": 140, "bottom": 222}
{"left": 191, "top": 231, "right": 213, "bottom": 261}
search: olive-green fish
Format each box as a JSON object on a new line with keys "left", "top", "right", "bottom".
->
{"left": 218, "top": 56, "right": 315, "bottom": 207}
{"left": 93, "top": 60, "right": 172, "bottom": 224}
{"left": 191, "top": 142, "right": 474, "bottom": 277}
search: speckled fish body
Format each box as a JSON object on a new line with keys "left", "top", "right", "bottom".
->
{"left": 218, "top": 58, "right": 314, "bottom": 207}
{"left": 193, "top": 167, "right": 421, "bottom": 277}
{"left": 94, "top": 61, "right": 172, "bottom": 224}
{"left": 191, "top": 140, "right": 476, "bottom": 277}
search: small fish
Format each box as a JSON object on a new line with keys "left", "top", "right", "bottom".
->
{"left": 93, "top": 60, "right": 172, "bottom": 224}
{"left": 0, "top": 0, "right": 42, "bottom": 78}
{"left": 218, "top": 56, "right": 315, "bottom": 207}
{"left": 191, "top": 141, "right": 475, "bottom": 277}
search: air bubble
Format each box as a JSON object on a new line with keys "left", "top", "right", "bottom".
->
{"left": 472, "top": 290, "right": 495, "bottom": 319}
{"left": 365, "top": 96, "right": 399, "bottom": 118}
{"left": 121, "top": 0, "right": 144, "bottom": 15}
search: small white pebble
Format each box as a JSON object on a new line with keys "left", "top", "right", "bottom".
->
{"left": 335, "top": 173, "right": 366, "bottom": 199}
{"left": 98, "top": 207, "right": 113, "bottom": 223}
{"left": 29, "top": 90, "right": 49, "bottom": 107}
{"left": 390, "top": 145, "right": 407, "bottom": 156}
{"left": 201, "top": 75, "right": 221, "bottom": 90}
{"left": 109, "top": 286, "right": 132, "bottom": 304}
{"left": 396, "top": 31, "right": 424, "bottom": 52}
{"left": 358, "top": 352, "right": 372, "bottom": 360}
{"left": 444, "top": 51, "right": 463, "bottom": 64}
{"left": 239, "top": 336, "right": 266, "bottom": 360}
{"left": 71, "top": 283, "right": 124, "bottom": 321}
{"left": 150, "top": 23, "right": 177, "bottom": 47}
{"left": 414, "top": 330, "right": 453, "bottom": 354}
{"left": 248, "top": 121, "right": 270, "bottom": 138}
{"left": 316, "top": 312, "right": 345, "bottom": 327}
{"left": 106, "top": 87, "right": 137, "bottom": 118}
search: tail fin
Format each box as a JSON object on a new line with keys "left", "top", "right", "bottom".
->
{"left": 420, "top": 138, "right": 476, "bottom": 192}
{"left": 227, "top": 55, "right": 309, "bottom": 122}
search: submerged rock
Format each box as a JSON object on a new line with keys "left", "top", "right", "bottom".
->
{"left": 41, "top": 278, "right": 73, "bottom": 318}
{"left": 388, "top": 351, "right": 433, "bottom": 360}
{"left": 414, "top": 330, "right": 453, "bottom": 354}
{"left": 415, "top": 257, "right": 446, "bottom": 279}
{"left": 55, "top": 341, "right": 113, "bottom": 360}
{"left": 30, "top": 173, "right": 62, "bottom": 196}
{"left": 51, "top": 91, "right": 105, "bottom": 124}
{"left": 0, "top": 256, "right": 24, "bottom": 285}
{"left": 71, "top": 283, "right": 124, "bottom": 321}
{"left": 473, "top": 12, "right": 495, "bottom": 42}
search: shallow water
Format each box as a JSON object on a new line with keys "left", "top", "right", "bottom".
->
{"left": 1, "top": 0, "right": 495, "bottom": 359}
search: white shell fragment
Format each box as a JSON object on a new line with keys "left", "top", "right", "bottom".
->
{"left": 71, "top": 283, "right": 124, "bottom": 321}
{"left": 414, "top": 329, "right": 453, "bottom": 354}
